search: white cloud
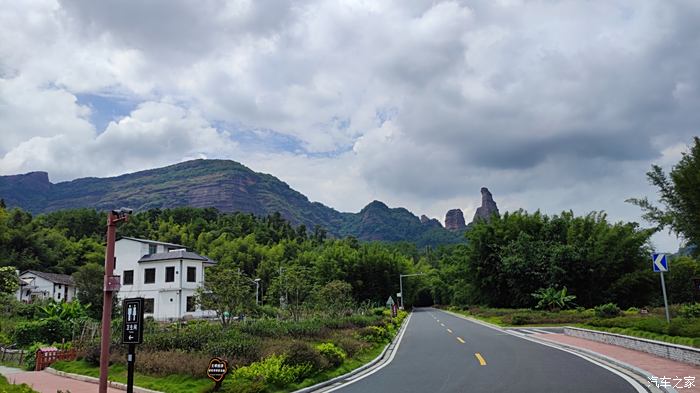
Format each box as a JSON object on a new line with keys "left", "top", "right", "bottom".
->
{"left": 1, "top": 0, "right": 699, "bottom": 253}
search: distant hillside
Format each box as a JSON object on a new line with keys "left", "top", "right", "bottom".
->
{"left": 0, "top": 159, "right": 463, "bottom": 247}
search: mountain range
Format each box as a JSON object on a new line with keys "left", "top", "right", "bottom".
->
{"left": 0, "top": 159, "right": 471, "bottom": 246}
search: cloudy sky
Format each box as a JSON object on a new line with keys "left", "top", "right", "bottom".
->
{"left": 1, "top": 0, "right": 698, "bottom": 251}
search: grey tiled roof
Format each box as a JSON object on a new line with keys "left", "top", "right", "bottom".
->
{"left": 22, "top": 270, "right": 74, "bottom": 286}
{"left": 117, "top": 236, "right": 186, "bottom": 248}
{"left": 138, "top": 250, "right": 216, "bottom": 263}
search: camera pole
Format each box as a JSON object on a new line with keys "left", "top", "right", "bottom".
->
{"left": 99, "top": 209, "right": 130, "bottom": 393}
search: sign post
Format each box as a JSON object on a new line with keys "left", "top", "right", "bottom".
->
{"left": 122, "top": 298, "right": 144, "bottom": 393}
{"left": 652, "top": 253, "right": 671, "bottom": 323}
{"left": 207, "top": 357, "right": 229, "bottom": 391}
{"left": 386, "top": 296, "right": 397, "bottom": 317}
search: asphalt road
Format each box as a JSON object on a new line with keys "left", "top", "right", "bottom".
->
{"left": 329, "top": 308, "right": 643, "bottom": 393}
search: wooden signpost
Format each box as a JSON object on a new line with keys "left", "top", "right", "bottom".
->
{"left": 207, "top": 357, "right": 229, "bottom": 391}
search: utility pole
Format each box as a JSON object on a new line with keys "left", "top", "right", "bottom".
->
{"left": 99, "top": 208, "right": 131, "bottom": 393}
{"left": 399, "top": 272, "right": 425, "bottom": 310}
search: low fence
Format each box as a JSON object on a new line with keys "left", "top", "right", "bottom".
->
{"left": 564, "top": 327, "right": 700, "bottom": 366}
{"left": 0, "top": 346, "right": 26, "bottom": 366}
{"left": 35, "top": 348, "right": 77, "bottom": 371}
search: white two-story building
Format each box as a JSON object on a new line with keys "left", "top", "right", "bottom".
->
{"left": 16, "top": 270, "right": 77, "bottom": 302}
{"left": 114, "top": 237, "right": 217, "bottom": 321}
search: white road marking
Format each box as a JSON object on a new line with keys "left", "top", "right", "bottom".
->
{"left": 323, "top": 312, "right": 413, "bottom": 392}
{"left": 439, "top": 309, "right": 647, "bottom": 393}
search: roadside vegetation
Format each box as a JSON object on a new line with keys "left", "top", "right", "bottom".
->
{"left": 0, "top": 375, "right": 38, "bottom": 393}
{"left": 448, "top": 304, "right": 700, "bottom": 348}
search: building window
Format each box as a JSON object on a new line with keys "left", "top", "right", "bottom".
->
{"left": 149, "top": 244, "right": 157, "bottom": 255}
{"left": 165, "top": 266, "right": 175, "bottom": 283}
{"left": 187, "top": 267, "right": 196, "bottom": 282}
{"left": 144, "top": 268, "right": 156, "bottom": 284}
{"left": 186, "top": 296, "right": 196, "bottom": 312}
{"left": 144, "top": 298, "right": 154, "bottom": 313}
{"left": 123, "top": 270, "right": 134, "bottom": 285}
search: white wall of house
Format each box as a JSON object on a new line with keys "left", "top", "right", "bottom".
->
{"left": 16, "top": 273, "right": 77, "bottom": 302}
{"left": 114, "top": 238, "right": 215, "bottom": 321}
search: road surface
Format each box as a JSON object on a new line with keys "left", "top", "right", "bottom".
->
{"left": 329, "top": 308, "right": 644, "bottom": 393}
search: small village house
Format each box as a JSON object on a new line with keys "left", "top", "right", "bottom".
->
{"left": 114, "top": 237, "right": 217, "bottom": 321}
{"left": 16, "top": 270, "right": 77, "bottom": 302}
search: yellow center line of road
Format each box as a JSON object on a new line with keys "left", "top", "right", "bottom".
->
{"left": 457, "top": 337, "right": 465, "bottom": 344}
{"left": 447, "top": 328, "right": 453, "bottom": 334}
{"left": 474, "top": 353, "right": 487, "bottom": 366}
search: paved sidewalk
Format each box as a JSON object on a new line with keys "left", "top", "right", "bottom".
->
{"left": 537, "top": 333, "right": 700, "bottom": 393}
{"left": 4, "top": 370, "right": 122, "bottom": 393}
{"left": 0, "top": 365, "right": 24, "bottom": 375}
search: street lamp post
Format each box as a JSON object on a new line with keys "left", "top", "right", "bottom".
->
{"left": 399, "top": 272, "right": 425, "bottom": 310}
{"left": 253, "top": 278, "right": 261, "bottom": 306}
{"left": 99, "top": 208, "right": 131, "bottom": 393}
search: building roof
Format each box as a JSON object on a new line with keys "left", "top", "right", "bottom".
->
{"left": 138, "top": 250, "right": 216, "bottom": 264}
{"left": 117, "top": 236, "right": 186, "bottom": 248}
{"left": 20, "top": 270, "right": 74, "bottom": 286}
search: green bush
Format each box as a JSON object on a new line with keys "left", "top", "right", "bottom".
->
{"left": 22, "top": 342, "right": 47, "bottom": 371}
{"left": 669, "top": 318, "right": 700, "bottom": 338}
{"left": 234, "top": 355, "right": 311, "bottom": 387}
{"left": 356, "top": 326, "right": 389, "bottom": 343}
{"left": 136, "top": 350, "right": 210, "bottom": 377}
{"left": 143, "top": 323, "right": 223, "bottom": 352}
{"left": 239, "top": 319, "right": 288, "bottom": 338}
{"left": 286, "top": 319, "right": 328, "bottom": 338}
{"left": 678, "top": 303, "right": 700, "bottom": 319}
{"left": 284, "top": 341, "right": 325, "bottom": 372}
{"left": 333, "top": 336, "right": 368, "bottom": 357}
{"left": 203, "top": 334, "right": 261, "bottom": 362}
{"left": 316, "top": 343, "right": 346, "bottom": 368}
{"left": 510, "top": 314, "right": 532, "bottom": 325}
{"left": 0, "top": 332, "right": 10, "bottom": 346}
{"left": 13, "top": 317, "right": 72, "bottom": 347}
{"left": 594, "top": 303, "right": 621, "bottom": 318}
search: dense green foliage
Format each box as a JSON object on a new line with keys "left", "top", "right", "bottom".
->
{"left": 462, "top": 210, "right": 657, "bottom": 308}
{"left": 628, "top": 137, "right": 700, "bottom": 253}
{"left": 532, "top": 287, "right": 576, "bottom": 311}
{"left": 2, "top": 201, "right": 695, "bottom": 312}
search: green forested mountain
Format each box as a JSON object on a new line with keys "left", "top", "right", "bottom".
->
{"left": 0, "top": 159, "right": 461, "bottom": 247}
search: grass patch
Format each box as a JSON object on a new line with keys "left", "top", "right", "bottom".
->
{"left": 0, "top": 374, "right": 39, "bottom": 393}
{"left": 51, "top": 360, "right": 211, "bottom": 393}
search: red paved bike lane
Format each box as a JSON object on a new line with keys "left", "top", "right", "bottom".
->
{"left": 537, "top": 333, "right": 700, "bottom": 392}
{"left": 6, "top": 370, "right": 123, "bottom": 393}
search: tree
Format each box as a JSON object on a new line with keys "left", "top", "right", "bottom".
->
{"left": 272, "top": 265, "right": 313, "bottom": 321}
{"left": 311, "top": 280, "right": 356, "bottom": 317}
{"left": 0, "top": 266, "right": 19, "bottom": 295}
{"left": 627, "top": 137, "right": 700, "bottom": 252}
{"left": 196, "top": 265, "right": 254, "bottom": 326}
{"left": 72, "top": 263, "right": 114, "bottom": 320}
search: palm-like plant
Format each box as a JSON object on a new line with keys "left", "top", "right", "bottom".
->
{"left": 532, "top": 287, "right": 576, "bottom": 311}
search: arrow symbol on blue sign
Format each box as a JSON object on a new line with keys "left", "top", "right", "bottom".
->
{"left": 652, "top": 253, "right": 668, "bottom": 272}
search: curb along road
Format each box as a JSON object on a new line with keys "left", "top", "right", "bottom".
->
{"left": 441, "top": 309, "right": 670, "bottom": 393}
{"left": 293, "top": 312, "right": 413, "bottom": 393}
